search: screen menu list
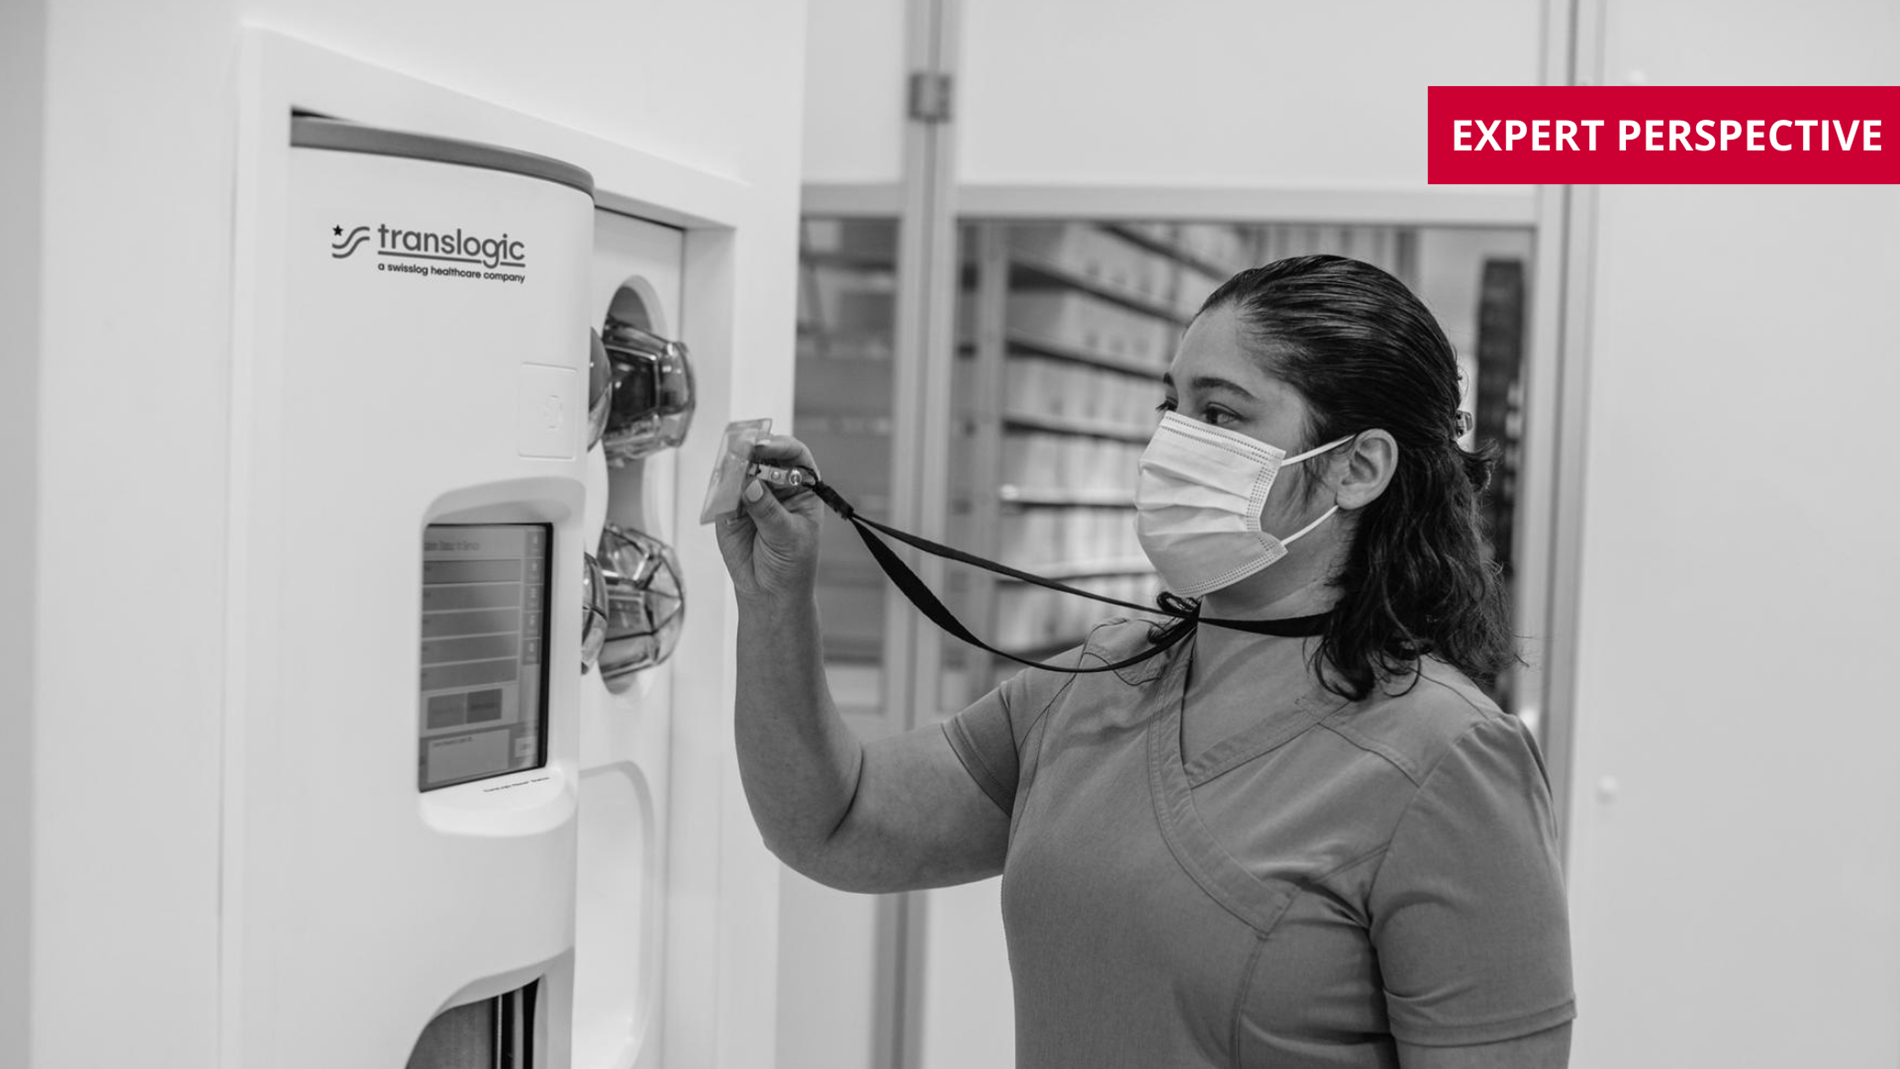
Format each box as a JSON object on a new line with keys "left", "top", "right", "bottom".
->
{"left": 417, "top": 524, "right": 549, "bottom": 790}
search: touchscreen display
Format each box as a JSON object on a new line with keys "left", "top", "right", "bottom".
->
{"left": 417, "top": 524, "right": 550, "bottom": 790}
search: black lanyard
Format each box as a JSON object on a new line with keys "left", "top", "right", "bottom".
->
{"left": 798, "top": 475, "right": 1330, "bottom": 675}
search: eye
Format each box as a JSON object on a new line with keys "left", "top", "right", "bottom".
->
{"left": 1155, "top": 398, "right": 1239, "bottom": 426}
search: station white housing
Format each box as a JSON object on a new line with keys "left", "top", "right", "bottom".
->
{"left": 9, "top": 9, "right": 803, "bottom": 1067}
{"left": 234, "top": 117, "right": 596, "bottom": 1065}
{"left": 213, "top": 35, "right": 787, "bottom": 1065}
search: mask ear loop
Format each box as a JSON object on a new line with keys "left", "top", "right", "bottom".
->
{"left": 1282, "top": 433, "right": 1357, "bottom": 466}
{"left": 1277, "top": 504, "right": 1339, "bottom": 547}
{"left": 1275, "top": 432, "right": 1359, "bottom": 546}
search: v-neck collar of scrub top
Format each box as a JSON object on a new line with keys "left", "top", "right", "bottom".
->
{"left": 1169, "top": 631, "right": 1349, "bottom": 786}
{"left": 1145, "top": 634, "right": 1349, "bottom": 936}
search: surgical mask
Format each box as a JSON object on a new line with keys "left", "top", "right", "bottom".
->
{"left": 1136, "top": 412, "right": 1352, "bottom": 598}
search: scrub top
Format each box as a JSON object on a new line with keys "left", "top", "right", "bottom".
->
{"left": 943, "top": 618, "right": 1575, "bottom": 1069}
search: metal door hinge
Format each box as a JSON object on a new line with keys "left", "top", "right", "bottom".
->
{"left": 908, "top": 72, "right": 954, "bottom": 124}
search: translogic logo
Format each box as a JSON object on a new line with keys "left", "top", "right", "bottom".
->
{"left": 329, "top": 223, "right": 529, "bottom": 284}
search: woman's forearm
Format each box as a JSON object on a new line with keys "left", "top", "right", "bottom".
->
{"left": 732, "top": 594, "right": 864, "bottom": 871}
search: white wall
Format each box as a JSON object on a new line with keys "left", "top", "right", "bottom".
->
{"left": 776, "top": 871, "right": 887, "bottom": 1069}
{"left": 1564, "top": 3, "right": 1900, "bottom": 1067}
{"left": 956, "top": 0, "right": 1540, "bottom": 189}
{"left": 0, "top": 2, "right": 46, "bottom": 1066}
{"left": 913, "top": 880, "right": 1013, "bottom": 1069}
{"left": 32, "top": 3, "right": 241, "bottom": 1063}
{"left": 17, "top": 2, "right": 808, "bottom": 1066}
{"left": 799, "top": 0, "right": 1544, "bottom": 192}
{"left": 801, "top": 0, "right": 909, "bottom": 185}
{"left": 244, "top": 0, "right": 806, "bottom": 184}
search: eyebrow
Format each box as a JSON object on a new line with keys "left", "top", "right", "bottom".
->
{"left": 1158, "top": 373, "right": 1260, "bottom": 402}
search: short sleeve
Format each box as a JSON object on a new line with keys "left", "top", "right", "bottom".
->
{"left": 1367, "top": 714, "right": 1576, "bottom": 1047}
{"left": 939, "top": 648, "right": 1085, "bottom": 816}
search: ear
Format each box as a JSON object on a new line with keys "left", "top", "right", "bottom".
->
{"left": 1326, "top": 429, "right": 1398, "bottom": 511}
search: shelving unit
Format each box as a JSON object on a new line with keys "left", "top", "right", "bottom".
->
{"left": 1001, "top": 557, "right": 1152, "bottom": 582}
{"left": 1000, "top": 412, "right": 1153, "bottom": 444}
{"left": 1102, "top": 222, "right": 1236, "bottom": 281}
{"left": 1474, "top": 258, "right": 1526, "bottom": 585}
{"left": 950, "top": 221, "right": 1211, "bottom": 698}
{"left": 988, "top": 329, "right": 1162, "bottom": 378}
{"left": 998, "top": 486, "right": 1136, "bottom": 507}
{"left": 1004, "top": 252, "right": 1194, "bottom": 327}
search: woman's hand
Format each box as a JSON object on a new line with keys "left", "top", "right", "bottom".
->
{"left": 714, "top": 434, "right": 826, "bottom": 606}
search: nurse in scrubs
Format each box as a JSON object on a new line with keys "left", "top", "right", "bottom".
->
{"left": 718, "top": 254, "right": 1574, "bottom": 1069}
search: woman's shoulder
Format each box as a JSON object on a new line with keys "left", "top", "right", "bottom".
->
{"left": 1074, "top": 615, "right": 1180, "bottom": 685}
{"left": 1327, "top": 659, "right": 1522, "bottom": 788}
{"left": 987, "top": 617, "right": 1173, "bottom": 743}
{"left": 994, "top": 616, "right": 1173, "bottom": 722}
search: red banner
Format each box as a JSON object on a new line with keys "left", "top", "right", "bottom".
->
{"left": 1428, "top": 86, "right": 1900, "bottom": 184}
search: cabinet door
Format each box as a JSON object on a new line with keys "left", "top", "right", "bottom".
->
{"left": 573, "top": 209, "right": 686, "bottom": 1069}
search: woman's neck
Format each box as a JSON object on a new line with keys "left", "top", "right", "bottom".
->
{"left": 1182, "top": 620, "right": 1326, "bottom": 708}
{"left": 1197, "top": 566, "right": 1340, "bottom": 621}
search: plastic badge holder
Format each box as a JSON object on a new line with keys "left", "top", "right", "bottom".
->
{"left": 698, "top": 418, "right": 773, "bottom": 525}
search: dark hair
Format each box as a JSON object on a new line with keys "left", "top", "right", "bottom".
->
{"left": 1199, "top": 254, "right": 1517, "bottom": 701}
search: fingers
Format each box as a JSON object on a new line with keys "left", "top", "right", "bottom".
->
{"left": 740, "top": 477, "right": 800, "bottom": 541}
{"left": 749, "top": 434, "right": 818, "bottom": 473}
{"left": 713, "top": 503, "right": 752, "bottom": 550}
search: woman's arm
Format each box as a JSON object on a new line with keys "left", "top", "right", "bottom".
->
{"left": 718, "top": 435, "right": 1009, "bottom": 893}
{"left": 1399, "top": 1023, "right": 1571, "bottom": 1069}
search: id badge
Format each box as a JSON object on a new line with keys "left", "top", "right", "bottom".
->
{"left": 698, "top": 418, "right": 774, "bottom": 525}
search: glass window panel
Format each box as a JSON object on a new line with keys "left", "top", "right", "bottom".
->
{"left": 794, "top": 217, "right": 901, "bottom": 721}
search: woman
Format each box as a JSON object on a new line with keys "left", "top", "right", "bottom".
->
{"left": 717, "top": 255, "right": 1574, "bottom": 1068}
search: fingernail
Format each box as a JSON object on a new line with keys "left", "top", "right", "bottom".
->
{"left": 742, "top": 479, "right": 763, "bottom": 502}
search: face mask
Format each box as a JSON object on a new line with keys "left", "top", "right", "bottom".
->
{"left": 1136, "top": 412, "right": 1353, "bottom": 598}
